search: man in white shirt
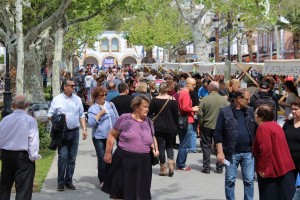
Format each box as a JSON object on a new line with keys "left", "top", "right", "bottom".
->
{"left": 0, "top": 95, "right": 41, "bottom": 200}
{"left": 48, "top": 78, "right": 88, "bottom": 191}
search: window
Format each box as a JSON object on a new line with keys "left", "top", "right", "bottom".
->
{"left": 101, "top": 38, "right": 109, "bottom": 52}
{"left": 112, "top": 38, "right": 119, "bottom": 52}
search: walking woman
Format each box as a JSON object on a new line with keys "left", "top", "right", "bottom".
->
{"left": 103, "top": 95, "right": 159, "bottom": 199}
{"left": 253, "top": 104, "right": 295, "bottom": 200}
{"left": 149, "top": 82, "right": 179, "bottom": 176}
{"left": 87, "top": 87, "right": 119, "bottom": 187}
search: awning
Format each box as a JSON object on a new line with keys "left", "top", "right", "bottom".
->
{"left": 213, "top": 63, "right": 240, "bottom": 76}
{"left": 263, "top": 59, "right": 300, "bottom": 76}
{"left": 194, "top": 63, "right": 214, "bottom": 74}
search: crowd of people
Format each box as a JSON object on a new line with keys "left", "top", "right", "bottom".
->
{"left": 1, "top": 63, "right": 300, "bottom": 200}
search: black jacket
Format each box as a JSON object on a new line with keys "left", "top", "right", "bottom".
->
{"left": 213, "top": 104, "right": 256, "bottom": 155}
{"left": 48, "top": 113, "right": 68, "bottom": 150}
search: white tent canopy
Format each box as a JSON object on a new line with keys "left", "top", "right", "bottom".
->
{"left": 194, "top": 63, "right": 214, "bottom": 74}
{"left": 213, "top": 63, "right": 240, "bottom": 76}
{"left": 263, "top": 59, "right": 300, "bottom": 76}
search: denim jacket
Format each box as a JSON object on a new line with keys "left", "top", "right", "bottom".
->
{"left": 213, "top": 103, "right": 256, "bottom": 155}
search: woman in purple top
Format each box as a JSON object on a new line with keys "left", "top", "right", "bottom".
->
{"left": 103, "top": 95, "right": 159, "bottom": 200}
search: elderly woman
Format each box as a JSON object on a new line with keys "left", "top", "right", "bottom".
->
{"left": 253, "top": 104, "right": 295, "bottom": 200}
{"left": 102, "top": 95, "right": 159, "bottom": 200}
{"left": 283, "top": 99, "right": 300, "bottom": 178}
{"left": 87, "top": 87, "right": 119, "bottom": 187}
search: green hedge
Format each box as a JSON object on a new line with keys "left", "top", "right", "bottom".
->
{"left": 38, "top": 121, "right": 51, "bottom": 150}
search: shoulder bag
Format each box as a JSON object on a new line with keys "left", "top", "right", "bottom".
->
{"left": 152, "top": 97, "right": 171, "bottom": 121}
{"left": 147, "top": 118, "right": 159, "bottom": 166}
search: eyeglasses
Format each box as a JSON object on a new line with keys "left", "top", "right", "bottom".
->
{"left": 99, "top": 93, "right": 107, "bottom": 97}
{"left": 66, "top": 85, "right": 75, "bottom": 88}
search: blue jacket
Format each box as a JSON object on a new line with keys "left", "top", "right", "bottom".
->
{"left": 213, "top": 104, "right": 256, "bottom": 155}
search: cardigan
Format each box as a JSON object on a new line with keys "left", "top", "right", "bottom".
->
{"left": 253, "top": 121, "right": 295, "bottom": 178}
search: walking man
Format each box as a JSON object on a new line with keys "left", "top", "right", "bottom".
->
{"left": 176, "top": 77, "right": 199, "bottom": 170}
{"left": 199, "top": 81, "right": 229, "bottom": 174}
{"left": 110, "top": 82, "right": 134, "bottom": 116}
{"left": 0, "top": 95, "right": 41, "bottom": 200}
{"left": 214, "top": 88, "right": 256, "bottom": 200}
{"left": 48, "top": 78, "right": 88, "bottom": 191}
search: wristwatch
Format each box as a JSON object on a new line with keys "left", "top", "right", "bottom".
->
{"left": 82, "top": 128, "right": 87, "bottom": 131}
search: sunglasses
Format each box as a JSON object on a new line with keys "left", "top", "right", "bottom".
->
{"left": 66, "top": 85, "right": 75, "bottom": 88}
{"left": 99, "top": 93, "right": 107, "bottom": 97}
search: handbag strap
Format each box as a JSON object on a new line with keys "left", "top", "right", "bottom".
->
{"left": 152, "top": 97, "right": 171, "bottom": 121}
{"left": 147, "top": 118, "right": 156, "bottom": 150}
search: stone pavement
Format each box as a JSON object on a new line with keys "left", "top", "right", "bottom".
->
{"left": 11, "top": 128, "right": 259, "bottom": 200}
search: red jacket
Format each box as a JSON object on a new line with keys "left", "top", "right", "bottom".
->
{"left": 178, "top": 89, "right": 194, "bottom": 124}
{"left": 253, "top": 121, "right": 295, "bottom": 178}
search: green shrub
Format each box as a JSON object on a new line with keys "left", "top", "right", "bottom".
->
{"left": 0, "top": 55, "right": 4, "bottom": 64}
{"left": 44, "top": 93, "right": 52, "bottom": 101}
{"left": 38, "top": 121, "right": 51, "bottom": 150}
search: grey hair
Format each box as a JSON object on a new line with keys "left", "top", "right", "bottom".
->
{"left": 209, "top": 81, "right": 220, "bottom": 91}
{"left": 13, "top": 95, "right": 29, "bottom": 109}
{"left": 116, "top": 71, "right": 123, "bottom": 78}
{"left": 130, "top": 95, "right": 150, "bottom": 111}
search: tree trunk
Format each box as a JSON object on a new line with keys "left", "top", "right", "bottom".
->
{"left": 246, "top": 31, "right": 254, "bottom": 62}
{"left": 274, "top": 26, "right": 280, "bottom": 60}
{"left": 141, "top": 49, "right": 156, "bottom": 63}
{"left": 293, "top": 33, "right": 299, "bottom": 59}
{"left": 190, "top": 21, "right": 209, "bottom": 62}
{"left": 52, "top": 27, "right": 64, "bottom": 97}
{"left": 23, "top": 52, "right": 45, "bottom": 103}
{"left": 15, "top": 0, "right": 24, "bottom": 95}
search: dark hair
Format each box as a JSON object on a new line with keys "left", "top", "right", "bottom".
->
{"left": 232, "top": 88, "right": 248, "bottom": 99}
{"left": 91, "top": 86, "right": 107, "bottom": 101}
{"left": 180, "top": 73, "right": 189, "bottom": 79}
{"left": 291, "top": 98, "right": 300, "bottom": 108}
{"left": 61, "top": 78, "right": 74, "bottom": 91}
{"left": 256, "top": 104, "right": 274, "bottom": 122}
{"left": 285, "top": 81, "right": 298, "bottom": 96}
{"left": 118, "top": 82, "right": 128, "bottom": 93}
{"left": 130, "top": 95, "right": 151, "bottom": 111}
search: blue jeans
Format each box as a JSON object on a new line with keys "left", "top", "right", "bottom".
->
{"left": 189, "top": 127, "right": 197, "bottom": 152}
{"left": 92, "top": 137, "right": 107, "bottom": 182}
{"left": 57, "top": 129, "right": 79, "bottom": 186}
{"left": 225, "top": 152, "right": 254, "bottom": 200}
{"left": 176, "top": 123, "right": 197, "bottom": 168}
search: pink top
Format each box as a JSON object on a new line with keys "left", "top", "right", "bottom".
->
{"left": 114, "top": 113, "right": 154, "bottom": 153}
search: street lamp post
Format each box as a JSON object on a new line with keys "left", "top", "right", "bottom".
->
{"left": 1, "top": 46, "right": 12, "bottom": 118}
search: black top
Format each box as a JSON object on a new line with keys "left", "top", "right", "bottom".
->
{"left": 110, "top": 95, "right": 134, "bottom": 116}
{"left": 149, "top": 98, "right": 179, "bottom": 133}
{"left": 283, "top": 119, "right": 300, "bottom": 164}
{"left": 190, "top": 90, "right": 200, "bottom": 107}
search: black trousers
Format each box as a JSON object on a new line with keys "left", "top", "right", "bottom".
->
{"left": 257, "top": 171, "right": 295, "bottom": 200}
{"left": 201, "top": 126, "right": 223, "bottom": 170}
{"left": 155, "top": 130, "right": 176, "bottom": 163}
{"left": 0, "top": 149, "right": 35, "bottom": 200}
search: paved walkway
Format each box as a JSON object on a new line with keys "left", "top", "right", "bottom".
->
{"left": 11, "top": 128, "right": 259, "bottom": 200}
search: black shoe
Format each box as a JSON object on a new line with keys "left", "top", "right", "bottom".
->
{"left": 216, "top": 169, "right": 223, "bottom": 174}
{"left": 65, "top": 183, "right": 76, "bottom": 190}
{"left": 201, "top": 169, "right": 210, "bottom": 174}
{"left": 57, "top": 185, "right": 64, "bottom": 191}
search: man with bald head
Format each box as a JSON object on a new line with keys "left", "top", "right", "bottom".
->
{"left": 176, "top": 77, "right": 199, "bottom": 171}
{"left": 199, "top": 81, "right": 229, "bottom": 174}
{"left": 0, "top": 95, "right": 40, "bottom": 200}
{"left": 106, "top": 82, "right": 119, "bottom": 101}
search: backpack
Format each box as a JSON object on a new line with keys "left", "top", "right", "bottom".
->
{"left": 252, "top": 93, "right": 277, "bottom": 120}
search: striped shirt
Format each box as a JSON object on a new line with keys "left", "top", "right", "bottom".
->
{"left": 114, "top": 113, "right": 153, "bottom": 153}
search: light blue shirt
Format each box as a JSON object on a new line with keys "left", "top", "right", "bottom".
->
{"left": 0, "top": 109, "right": 41, "bottom": 161}
{"left": 87, "top": 101, "right": 119, "bottom": 139}
{"left": 47, "top": 93, "right": 85, "bottom": 129}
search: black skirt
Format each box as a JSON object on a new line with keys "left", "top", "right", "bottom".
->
{"left": 102, "top": 147, "right": 152, "bottom": 200}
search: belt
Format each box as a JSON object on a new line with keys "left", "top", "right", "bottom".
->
{"left": 67, "top": 127, "right": 79, "bottom": 132}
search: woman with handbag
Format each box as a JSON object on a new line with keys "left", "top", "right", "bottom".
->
{"left": 149, "top": 82, "right": 179, "bottom": 176}
{"left": 87, "top": 87, "right": 119, "bottom": 188}
{"left": 103, "top": 95, "right": 159, "bottom": 200}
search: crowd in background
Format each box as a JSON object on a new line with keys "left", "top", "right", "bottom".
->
{"left": 57, "top": 63, "right": 300, "bottom": 200}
